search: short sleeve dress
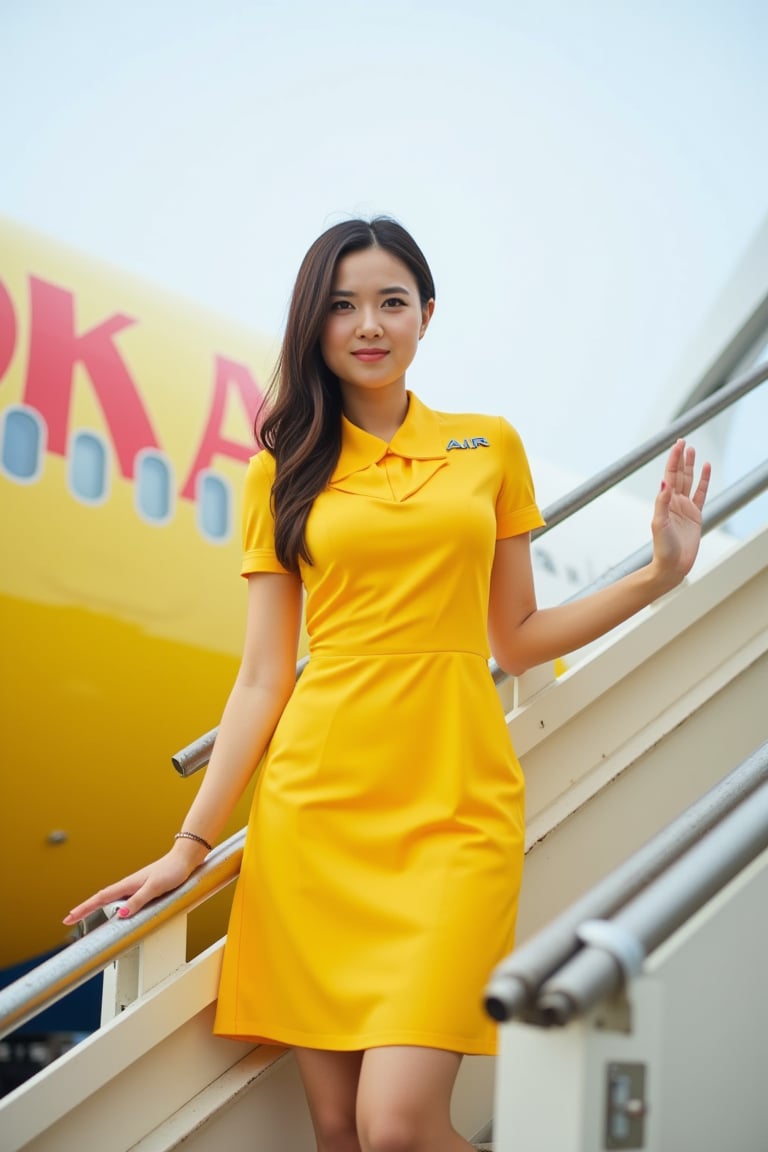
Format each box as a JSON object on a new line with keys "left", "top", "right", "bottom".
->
{"left": 214, "top": 393, "right": 545, "bottom": 1055}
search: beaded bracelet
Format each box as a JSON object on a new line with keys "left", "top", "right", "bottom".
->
{"left": 174, "top": 831, "right": 213, "bottom": 852}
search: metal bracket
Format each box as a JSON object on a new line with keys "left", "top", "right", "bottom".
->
{"left": 604, "top": 1061, "right": 648, "bottom": 1149}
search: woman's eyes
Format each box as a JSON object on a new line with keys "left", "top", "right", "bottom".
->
{"left": 329, "top": 297, "right": 408, "bottom": 312}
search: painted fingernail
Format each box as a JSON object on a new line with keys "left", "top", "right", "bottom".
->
{"left": 661, "top": 481, "right": 667, "bottom": 491}
{"left": 117, "top": 906, "right": 131, "bottom": 918}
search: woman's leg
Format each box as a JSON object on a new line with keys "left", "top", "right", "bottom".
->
{"left": 356, "top": 1046, "right": 475, "bottom": 1152}
{"left": 294, "top": 1047, "right": 364, "bottom": 1152}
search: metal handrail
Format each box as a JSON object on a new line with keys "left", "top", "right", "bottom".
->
{"left": 173, "top": 657, "right": 309, "bottom": 776}
{"left": 537, "top": 357, "right": 768, "bottom": 532}
{"left": 0, "top": 830, "right": 245, "bottom": 1040}
{"left": 556, "top": 457, "right": 768, "bottom": 594}
{"left": 484, "top": 741, "right": 768, "bottom": 1025}
{"left": 534, "top": 777, "right": 768, "bottom": 1026}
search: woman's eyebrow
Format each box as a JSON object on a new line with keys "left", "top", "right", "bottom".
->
{"left": 329, "top": 285, "right": 411, "bottom": 297}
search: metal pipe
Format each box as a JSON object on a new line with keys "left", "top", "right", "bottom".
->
{"left": 172, "top": 656, "right": 309, "bottom": 776}
{"left": 536, "top": 359, "right": 768, "bottom": 533}
{"left": 533, "top": 779, "right": 768, "bottom": 1026}
{"left": 0, "top": 830, "right": 245, "bottom": 1040}
{"left": 560, "top": 458, "right": 768, "bottom": 599}
{"left": 483, "top": 742, "right": 768, "bottom": 1022}
{"left": 171, "top": 726, "right": 219, "bottom": 779}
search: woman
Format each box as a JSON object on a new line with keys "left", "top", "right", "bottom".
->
{"left": 65, "top": 217, "right": 710, "bottom": 1152}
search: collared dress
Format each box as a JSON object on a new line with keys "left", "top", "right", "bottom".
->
{"left": 214, "top": 393, "right": 545, "bottom": 1054}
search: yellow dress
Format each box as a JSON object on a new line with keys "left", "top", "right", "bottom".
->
{"left": 214, "top": 393, "right": 544, "bottom": 1055}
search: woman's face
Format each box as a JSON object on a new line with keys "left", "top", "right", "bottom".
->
{"left": 320, "top": 245, "right": 434, "bottom": 399}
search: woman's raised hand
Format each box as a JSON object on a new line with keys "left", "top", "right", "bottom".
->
{"left": 62, "top": 838, "right": 208, "bottom": 925}
{"left": 650, "top": 439, "right": 711, "bottom": 586}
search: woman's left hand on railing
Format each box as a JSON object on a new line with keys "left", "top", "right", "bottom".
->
{"left": 62, "top": 836, "right": 209, "bottom": 925}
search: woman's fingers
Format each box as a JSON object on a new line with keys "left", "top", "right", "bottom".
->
{"left": 664, "top": 439, "right": 694, "bottom": 495}
{"left": 663, "top": 439, "right": 685, "bottom": 492}
{"left": 63, "top": 864, "right": 158, "bottom": 924}
{"left": 63, "top": 854, "right": 193, "bottom": 926}
{"left": 662, "top": 440, "right": 710, "bottom": 508}
{"left": 683, "top": 444, "right": 696, "bottom": 495}
{"left": 114, "top": 874, "right": 172, "bottom": 920}
{"left": 691, "top": 460, "right": 712, "bottom": 511}
{"left": 651, "top": 439, "right": 712, "bottom": 583}
{"left": 63, "top": 877, "right": 145, "bottom": 924}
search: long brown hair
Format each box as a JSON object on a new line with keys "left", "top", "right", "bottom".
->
{"left": 258, "top": 217, "right": 436, "bottom": 573}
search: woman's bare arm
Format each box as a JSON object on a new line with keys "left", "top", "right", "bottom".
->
{"left": 488, "top": 439, "right": 711, "bottom": 676}
{"left": 63, "top": 570, "right": 303, "bottom": 923}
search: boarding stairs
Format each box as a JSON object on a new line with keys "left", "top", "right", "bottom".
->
{"left": 1, "top": 366, "right": 767, "bottom": 1152}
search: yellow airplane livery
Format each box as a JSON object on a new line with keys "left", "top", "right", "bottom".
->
{"left": 1, "top": 216, "right": 280, "bottom": 982}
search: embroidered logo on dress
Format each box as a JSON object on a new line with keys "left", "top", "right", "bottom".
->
{"left": 446, "top": 437, "right": 490, "bottom": 451}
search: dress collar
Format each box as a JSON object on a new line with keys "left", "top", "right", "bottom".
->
{"left": 330, "top": 392, "right": 447, "bottom": 484}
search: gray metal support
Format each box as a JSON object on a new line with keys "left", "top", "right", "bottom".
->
{"left": 535, "top": 778, "right": 768, "bottom": 1025}
{"left": 484, "top": 742, "right": 768, "bottom": 1022}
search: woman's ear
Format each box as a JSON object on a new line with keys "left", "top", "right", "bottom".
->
{"left": 419, "top": 298, "right": 435, "bottom": 339}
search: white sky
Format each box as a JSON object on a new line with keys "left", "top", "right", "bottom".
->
{"left": 2, "top": 0, "right": 767, "bottom": 524}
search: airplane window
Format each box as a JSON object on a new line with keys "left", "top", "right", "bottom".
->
{"left": 1, "top": 405, "right": 43, "bottom": 482}
{"left": 197, "top": 471, "right": 231, "bottom": 542}
{"left": 136, "top": 451, "right": 173, "bottom": 523}
{"left": 69, "top": 431, "right": 109, "bottom": 504}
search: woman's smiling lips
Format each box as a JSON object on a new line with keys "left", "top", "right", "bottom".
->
{"left": 352, "top": 349, "right": 389, "bottom": 362}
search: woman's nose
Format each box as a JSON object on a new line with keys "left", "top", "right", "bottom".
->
{"left": 356, "top": 309, "right": 383, "bottom": 338}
